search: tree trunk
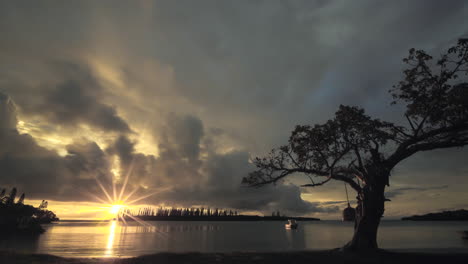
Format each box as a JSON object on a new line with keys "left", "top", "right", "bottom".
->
{"left": 343, "top": 183, "right": 386, "bottom": 251}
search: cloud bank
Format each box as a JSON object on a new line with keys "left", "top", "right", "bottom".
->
{"left": 1, "top": 0, "right": 468, "bottom": 218}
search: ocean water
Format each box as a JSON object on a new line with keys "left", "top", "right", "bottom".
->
{"left": 1, "top": 220, "right": 467, "bottom": 257}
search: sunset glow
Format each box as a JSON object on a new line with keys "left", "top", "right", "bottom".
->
{"left": 110, "top": 204, "right": 124, "bottom": 215}
{"left": 2, "top": 1, "right": 468, "bottom": 261}
{"left": 1, "top": 0, "right": 468, "bottom": 245}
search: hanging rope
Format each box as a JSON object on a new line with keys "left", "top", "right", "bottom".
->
{"left": 342, "top": 182, "right": 356, "bottom": 221}
{"left": 344, "top": 182, "right": 350, "bottom": 205}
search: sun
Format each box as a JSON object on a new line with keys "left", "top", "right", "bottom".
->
{"left": 110, "top": 204, "right": 124, "bottom": 215}
{"left": 84, "top": 155, "right": 166, "bottom": 221}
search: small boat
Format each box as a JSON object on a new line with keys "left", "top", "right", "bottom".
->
{"left": 285, "top": 219, "right": 298, "bottom": 229}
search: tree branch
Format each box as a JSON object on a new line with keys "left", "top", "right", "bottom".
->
{"left": 332, "top": 174, "right": 361, "bottom": 192}
{"left": 405, "top": 114, "right": 417, "bottom": 132}
{"left": 386, "top": 122, "right": 468, "bottom": 168}
{"left": 301, "top": 175, "right": 332, "bottom": 187}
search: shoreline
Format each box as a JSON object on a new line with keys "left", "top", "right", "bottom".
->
{"left": 2, "top": 250, "right": 468, "bottom": 264}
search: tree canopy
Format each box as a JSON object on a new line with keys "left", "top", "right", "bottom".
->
{"left": 243, "top": 39, "right": 468, "bottom": 194}
{"left": 0, "top": 187, "right": 59, "bottom": 234}
{"left": 243, "top": 39, "right": 468, "bottom": 250}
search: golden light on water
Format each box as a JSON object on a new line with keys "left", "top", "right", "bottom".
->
{"left": 105, "top": 221, "right": 117, "bottom": 257}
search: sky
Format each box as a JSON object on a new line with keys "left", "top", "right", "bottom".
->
{"left": 1, "top": 0, "right": 468, "bottom": 220}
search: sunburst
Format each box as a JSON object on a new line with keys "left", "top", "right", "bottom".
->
{"left": 81, "top": 155, "right": 164, "bottom": 223}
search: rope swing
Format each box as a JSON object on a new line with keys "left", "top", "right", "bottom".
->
{"left": 342, "top": 183, "right": 356, "bottom": 222}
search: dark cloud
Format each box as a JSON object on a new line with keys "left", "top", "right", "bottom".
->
{"left": 158, "top": 114, "right": 204, "bottom": 163}
{"left": 65, "top": 140, "right": 110, "bottom": 180}
{"left": 107, "top": 135, "right": 137, "bottom": 165}
{"left": 0, "top": 58, "right": 132, "bottom": 135}
{"left": 1, "top": 1, "right": 468, "bottom": 217}
{"left": 107, "top": 113, "right": 326, "bottom": 215}
{"left": 385, "top": 185, "right": 449, "bottom": 199}
{"left": 319, "top": 201, "right": 348, "bottom": 206}
{"left": 0, "top": 92, "right": 114, "bottom": 201}
{"left": 0, "top": 92, "right": 72, "bottom": 198}
{"left": 43, "top": 80, "right": 130, "bottom": 133}
{"left": 0, "top": 92, "right": 17, "bottom": 130}
{"left": 27, "top": 62, "right": 130, "bottom": 133}
{"left": 15, "top": 108, "right": 320, "bottom": 215}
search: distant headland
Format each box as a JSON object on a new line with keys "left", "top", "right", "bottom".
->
{"left": 402, "top": 209, "right": 468, "bottom": 221}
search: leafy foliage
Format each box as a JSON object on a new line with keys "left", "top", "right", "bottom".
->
{"left": 392, "top": 40, "right": 468, "bottom": 127}
{"left": 243, "top": 105, "right": 397, "bottom": 191}
{"left": 0, "top": 187, "right": 59, "bottom": 234}
{"left": 244, "top": 39, "right": 468, "bottom": 193}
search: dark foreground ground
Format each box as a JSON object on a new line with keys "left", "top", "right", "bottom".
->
{"left": 1, "top": 250, "right": 468, "bottom": 264}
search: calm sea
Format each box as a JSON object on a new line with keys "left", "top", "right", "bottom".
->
{"left": 1, "top": 220, "right": 468, "bottom": 257}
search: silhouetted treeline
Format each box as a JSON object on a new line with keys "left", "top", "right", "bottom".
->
{"left": 0, "top": 187, "right": 59, "bottom": 234}
{"left": 271, "top": 211, "right": 282, "bottom": 217}
{"left": 120, "top": 206, "right": 320, "bottom": 222}
{"left": 123, "top": 206, "right": 239, "bottom": 218}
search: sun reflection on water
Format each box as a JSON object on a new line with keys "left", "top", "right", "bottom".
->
{"left": 105, "top": 221, "right": 117, "bottom": 257}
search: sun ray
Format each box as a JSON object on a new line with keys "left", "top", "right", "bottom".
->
{"left": 82, "top": 190, "right": 110, "bottom": 205}
{"left": 94, "top": 177, "right": 114, "bottom": 204}
{"left": 112, "top": 174, "right": 117, "bottom": 202}
{"left": 86, "top": 145, "right": 164, "bottom": 225}
{"left": 120, "top": 212, "right": 167, "bottom": 237}
{"left": 125, "top": 186, "right": 172, "bottom": 205}
{"left": 116, "top": 204, "right": 168, "bottom": 237}
{"left": 118, "top": 156, "right": 135, "bottom": 202}
{"left": 122, "top": 212, "right": 151, "bottom": 227}
{"left": 119, "top": 214, "right": 127, "bottom": 225}
{"left": 125, "top": 191, "right": 162, "bottom": 205}
{"left": 121, "top": 185, "right": 140, "bottom": 204}
{"left": 78, "top": 207, "right": 111, "bottom": 213}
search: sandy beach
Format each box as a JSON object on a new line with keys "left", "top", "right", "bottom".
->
{"left": 2, "top": 250, "right": 468, "bottom": 264}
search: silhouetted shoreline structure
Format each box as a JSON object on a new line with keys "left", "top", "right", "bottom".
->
{"left": 402, "top": 209, "right": 468, "bottom": 221}
{"left": 0, "top": 187, "right": 59, "bottom": 234}
{"left": 120, "top": 207, "right": 320, "bottom": 221}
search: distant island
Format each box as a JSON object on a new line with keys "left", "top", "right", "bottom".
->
{"left": 126, "top": 215, "right": 320, "bottom": 222}
{"left": 120, "top": 207, "right": 320, "bottom": 221}
{"left": 402, "top": 209, "right": 468, "bottom": 221}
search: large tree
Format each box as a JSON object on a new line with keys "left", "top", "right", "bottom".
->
{"left": 243, "top": 39, "right": 468, "bottom": 251}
